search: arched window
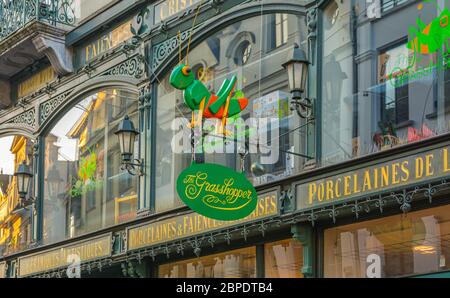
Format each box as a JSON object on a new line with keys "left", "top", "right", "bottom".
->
{"left": 155, "top": 13, "right": 306, "bottom": 212}
{"left": 0, "top": 135, "right": 34, "bottom": 256}
{"left": 42, "top": 88, "right": 138, "bottom": 245}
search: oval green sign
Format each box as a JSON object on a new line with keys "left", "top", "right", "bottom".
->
{"left": 176, "top": 163, "right": 258, "bottom": 221}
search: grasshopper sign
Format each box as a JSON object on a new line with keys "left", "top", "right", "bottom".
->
{"left": 176, "top": 163, "right": 258, "bottom": 221}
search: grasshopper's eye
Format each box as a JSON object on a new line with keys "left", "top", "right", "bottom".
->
{"left": 182, "top": 66, "right": 192, "bottom": 76}
{"left": 440, "top": 15, "right": 448, "bottom": 27}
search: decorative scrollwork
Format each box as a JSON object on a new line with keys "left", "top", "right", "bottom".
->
{"left": 103, "top": 56, "right": 144, "bottom": 79}
{"left": 0, "top": 0, "right": 75, "bottom": 42}
{"left": 208, "top": 234, "right": 216, "bottom": 248}
{"left": 151, "top": 29, "right": 191, "bottom": 70}
{"left": 258, "top": 222, "right": 267, "bottom": 237}
{"left": 190, "top": 237, "right": 204, "bottom": 257}
{"left": 131, "top": 7, "right": 150, "bottom": 37}
{"left": 7, "top": 108, "right": 36, "bottom": 129}
{"left": 307, "top": 209, "right": 318, "bottom": 227}
{"left": 39, "top": 92, "right": 67, "bottom": 124}
{"left": 280, "top": 188, "right": 293, "bottom": 213}
{"left": 329, "top": 205, "right": 339, "bottom": 224}
{"left": 224, "top": 230, "right": 232, "bottom": 245}
{"left": 163, "top": 245, "right": 170, "bottom": 259}
{"left": 241, "top": 225, "right": 249, "bottom": 241}
{"left": 306, "top": 6, "right": 317, "bottom": 41}
{"left": 176, "top": 242, "right": 185, "bottom": 256}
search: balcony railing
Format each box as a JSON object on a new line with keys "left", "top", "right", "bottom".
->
{"left": 0, "top": 0, "right": 75, "bottom": 42}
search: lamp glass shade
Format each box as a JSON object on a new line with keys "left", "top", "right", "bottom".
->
{"left": 115, "top": 115, "right": 139, "bottom": 162}
{"left": 283, "top": 44, "right": 310, "bottom": 94}
{"left": 15, "top": 162, "right": 33, "bottom": 198}
{"left": 119, "top": 131, "right": 136, "bottom": 160}
{"left": 287, "top": 61, "right": 308, "bottom": 92}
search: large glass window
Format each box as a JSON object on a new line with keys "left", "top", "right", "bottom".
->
{"left": 158, "top": 247, "right": 256, "bottom": 278}
{"left": 321, "top": 0, "right": 450, "bottom": 165}
{"left": 155, "top": 13, "right": 306, "bottom": 212}
{"left": 43, "top": 89, "right": 138, "bottom": 245}
{"left": 321, "top": 0, "right": 354, "bottom": 165}
{"left": 0, "top": 136, "right": 33, "bottom": 256}
{"left": 378, "top": 43, "right": 410, "bottom": 125}
{"left": 324, "top": 205, "right": 450, "bottom": 278}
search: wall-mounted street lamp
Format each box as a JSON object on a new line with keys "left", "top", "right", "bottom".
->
{"left": 14, "top": 161, "right": 34, "bottom": 211}
{"left": 115, "top": 115, "right": 144, "bottom": 176}
{"left": 282, "top": 43, "right": 313, "bottom": 119}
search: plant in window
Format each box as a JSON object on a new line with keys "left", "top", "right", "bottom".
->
{"left": 70, "top": 147, "right": 102, "bottom": 197}
{"left": 372, "top": 120, "right": 399, "bottom": 150}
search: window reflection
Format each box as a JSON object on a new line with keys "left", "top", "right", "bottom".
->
{"left": 324, "top": 205, "right": 450, "bottom": 277}
{"left": 321, "top": 0, "right": 450, "bottom": 164}
{"left": 72, "top": 0, "right": 117, "bottom": 23}
{"left": 0, "top": 136, "right": 33, "bottom": 256}
{"left": 43, "top": 89, "right": 138, "bottom": 245}
{"left": 159, "top": 247, "right": 256, "bottom": 278}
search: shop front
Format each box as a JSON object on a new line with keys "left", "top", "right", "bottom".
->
{"left": 2, "top": 0, "right": 450, "bottom": 279}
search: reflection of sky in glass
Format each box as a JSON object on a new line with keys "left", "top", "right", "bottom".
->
{"left": 49, "top": 96, "right": 94, "bottom": 162}
{"left": 0, "top": 136, "right": 14, "bottom": 175}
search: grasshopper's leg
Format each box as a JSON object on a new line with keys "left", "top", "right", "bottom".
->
{"left": 216, "top": 82, "right": 236, "bottom": 136}
{"left": 188, "top": 97, "right": 206, "bottom": 129}
{"left": 196, "top": 97, "right": 206, "bottom": 127}
{"left": 210, "top": 76, "right": 237, "bottom": 114}
{"left": 190, "top": 111, "right": 195, "bottom": 129}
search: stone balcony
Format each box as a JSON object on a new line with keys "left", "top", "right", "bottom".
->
{"left": 0, "top": 0, "right": 76, "bottom": 108}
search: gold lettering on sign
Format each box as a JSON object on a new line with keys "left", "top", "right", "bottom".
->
{"left": 299, "top": 145, "right": 450, "bottom": 209}
{"left": 127, "top": 192, "right": 278, "bottom": 251}
{"left": 183, "top": 172, "right": 253, "bottom": 210}
{"left": 84, "top": 21, "right": 133, "bottom": 62}
{"left": 17, "top": 67, "right": 55, "bottom": 98}
{"left": 17, "top": 235, "right": 111, "bottom": 277}
{"left": 155, "top": 0, "right": 199, "bottom": 24}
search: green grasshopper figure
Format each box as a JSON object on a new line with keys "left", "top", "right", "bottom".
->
{"left": 170, "top": 64, "right": 248, "bottom": 135}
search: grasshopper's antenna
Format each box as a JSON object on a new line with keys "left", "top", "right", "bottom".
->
{"left": 178, "top": 30, "right": 182, "bottom": 65}
{"left": 185, "top": 0, "right": 204, "bottom": 66}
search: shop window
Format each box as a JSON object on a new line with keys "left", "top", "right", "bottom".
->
{"left": 265, "top": 239, "right": 303, "bottom": 278}
{"left": 0, "top": 136, "right": 33, "bottom": 256}
{"left": 321, "top": 0, "right": 447, "bottom": 164}
{"left": 378, "top": 43, "right": 410, "bottom": 125}
{"left": 324, "top": 205, "right": 450, "bottom": 278}
{"left": 158, "top": 247, "right": 256, "bottom": 278}
{"left": 42, "top": 89, "right": 138, "bottom": 245}
{"left": 321, "top": 0, "right": 353, "bottom": 165}
{"left": 155, "top": 13, "right": 304, "bottom": 212}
